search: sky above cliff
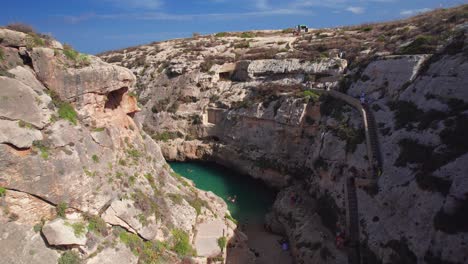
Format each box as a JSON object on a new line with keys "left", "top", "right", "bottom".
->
{"left": 0, "top": 0, "right": 464, "bottom": 54}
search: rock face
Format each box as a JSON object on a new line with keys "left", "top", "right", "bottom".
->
{"left": 0, "top": 27, "right": 234, "bottom": 264}
{"left": 0, "top": 222, "right": 59, "bottom": 264}
{"left": 98, "top": 6, "right": 468, "bottom": 264}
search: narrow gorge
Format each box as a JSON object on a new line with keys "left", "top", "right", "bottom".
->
{"left": 1, "top": 4, "right": 467, "bottom": 264}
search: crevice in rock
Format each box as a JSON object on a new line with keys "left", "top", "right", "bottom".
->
{"left": 0, "top": 142, "right": 31, "bottom": 152}
{"left": 19, "top": 50, "right": 33, "bottom": 68}
{"left": 4, "top": 188, "right": 57, "bottom": 207}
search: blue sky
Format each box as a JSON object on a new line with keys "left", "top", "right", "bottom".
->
{"left": 0, "top": 0, "right": 464, "bottom": 54}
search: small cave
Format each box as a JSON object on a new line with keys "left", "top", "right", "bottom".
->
{"left": 18, "top": 51, "right": 33, "bottom": 68}
{"left": 219, "top": 71, "right": 232, "bottom": 81}
{"left": 105, "top": 87, "right": 128, "bottom": 110}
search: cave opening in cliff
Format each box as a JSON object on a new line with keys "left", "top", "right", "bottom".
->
{"left": 105, "top": 87, "right": 128, "bottom": 110}
{"left": 219, "top": 71, "right": 232, "bottom": 81}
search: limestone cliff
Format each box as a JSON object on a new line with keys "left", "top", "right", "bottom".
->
{"left": 0, "top": 27, "right": 235, "bottom": 264}
{"left": 99, "top": 5, "right": 468, "bottom": 264}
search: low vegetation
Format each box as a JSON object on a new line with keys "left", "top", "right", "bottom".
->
{"left": 56, "top": 202, "right": 68, "bottom": 218}
{"left": 85, "top": 214, "right": 108, "bottom": 236}
{"left": 65, "top": 222, "right": 86, "bottom": 237}
{"left": 63, "top": 44, "right": 91, "bottom": 67}
{"left": 58, "top": 102, "right": 78, "bottom": 125}
{"left": 223, "top": 213, "right": 236, "bottom": 224}
{"left": 58, "top": 251, "right": 81, "bottom": 264}
{"left": 32, "top": 140, "right": 50, "bottom": 159}
{"left": 171, "top": 229, "right": 196, "bottom": 257}
{"left": 118, "top": 228, "right": 168, "bottom": 262}
{"left": 217, "top": 236, "right": 227, "bottom": 252}
{"left": 0, "top": 187, "right": 6, "bottom": 197}
{"left": 399, "top": 35, "right": 438, "bottom": 54}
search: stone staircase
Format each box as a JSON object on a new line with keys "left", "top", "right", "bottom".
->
{"left": 307, "top": 86, "right": 384, "bottom": 264}
{"left": 346, "top": 177, "right": 361, "bottom": 264}
{"left": 363, "top": 104, "right": 382, "bottom": 172}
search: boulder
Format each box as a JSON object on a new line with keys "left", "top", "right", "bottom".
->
{"left": 0, "top": 120, "right": 43, "bottom": 149}
{"left": 194, "top": 219, "right": 226, "bottom": 257}
{"left": 42, "top": 218, "right": 87, "bottom": 246}
{"left": 102, "top": 199, "right": 161, "bottom": 241}
{"left": 0, "top": 28, "right": 29, "bottom": 47}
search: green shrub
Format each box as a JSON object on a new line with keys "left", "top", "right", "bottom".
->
{"left": 240, "top": 32, "right": 256, "bottom": 38}
{"left": 18, "top": 120, "right": 34, "bottom": 129}
{"left": 58, "top": 251, "right": 81, "bottom": 264}
{"left": 399, "top": 35, "right": 438, "bottom": 54}
{"left": 33, "top": 222, "right": 44, "bottom": 233}
{"left": 58, "top": 102, "right": 78, "bottom": 125}
{"left": 152, "top": 131, "right": 183, "bottom": 142}
{"left": 63, "top": 44, "right": 79, "bottom": 61}
{"left": 127, "top": 148, "right": 141, "bottom": 160}
{"left": 225, "top": 213, "right": 237, "bottom": 224}
{"left": 56, "top": 202, "right": 68, "bottom": 218}
{"left": 91, "top": 155, "right": 99, "bottom": 163}
{"left": 32, "top": 140, "right": 49, "bottom": 159}
{"left": 0, "top": 187, "right": 6, "bottom": 197}
{"left": 86, "top": 215, "right": 108, "bottom": 236}
{"left": 217, "top": 236, "right": 227, "bottom": 252}
{"left": 0, "top": 48, "right": 4, "bottom": 61}
{"left": 118, "top": 228, "right": 167, "bottom": 262}
{"left": 168, "top": 193, "right": 184, "bottom": 205}
{"left": 171, "top": 229, "right": 196, "bottom": 257}
{"left": 215, "top": 32, "right": 228, "bottom": 37}
{"left": 359, "top": 26, "right": 373, "bottom": 32}
{"left": 186, "top": 195, "right": 209, "bottom": 216}
{"left": 302, "top": 90, "right": 321, "bottom": 102}
{"left": 63, "top": 44, "right": 90, "bottom": 66}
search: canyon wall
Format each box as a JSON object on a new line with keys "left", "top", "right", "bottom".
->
{"left": 100, "top": 6, "right": 468, "bottom": 264}
{"left": 0, "top": 28, "right": 235, "bottom": 264}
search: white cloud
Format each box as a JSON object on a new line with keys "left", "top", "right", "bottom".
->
{"left": 104, "top": 0, "right": 163, "bottom": 9}
{"left": 346, "top": 6, "right": 365, "bottom": 14}
{"left": 400, "top": 8, "right": 431, "bottom": 16}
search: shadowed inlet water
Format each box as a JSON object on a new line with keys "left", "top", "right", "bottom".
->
{"left": 169, "top": 162, "right": 276, "bottom": 224}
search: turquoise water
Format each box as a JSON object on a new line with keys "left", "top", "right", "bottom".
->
{"left": 170, "top": 162, "right": 276, "bottom": 223}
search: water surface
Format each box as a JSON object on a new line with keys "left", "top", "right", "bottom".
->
{"left": 170, "top": 162, "right": 276, "bottom": 223}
